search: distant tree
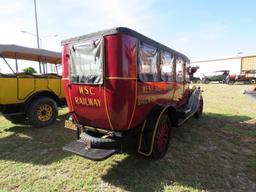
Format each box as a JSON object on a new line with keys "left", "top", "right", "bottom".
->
{"left": 22, "top": 67, "right": 37, "bottom": 74}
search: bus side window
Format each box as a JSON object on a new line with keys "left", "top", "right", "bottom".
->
{"left": 138, "top": 42, "right": 159, "bottom": 82}
{"left": 160, "top": 51, "right": 174, "bottom": 82}
{"left": 176, "top": 57, "right": 184, "bottom": 83}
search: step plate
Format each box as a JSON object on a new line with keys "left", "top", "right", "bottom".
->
{"left": 63, "top": 140, "right": 117, "bottom": 160}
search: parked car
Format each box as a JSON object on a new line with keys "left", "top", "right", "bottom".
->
{"left": 62, "top": 27, "right": 203, "bottom": 160}
{"left": 0, "top": 44, "right": 66, "bottom": 127}
{"left": 202, "top": 70, "right": 230, "bottom": 84}
{"left": 227, "top": 70, "right": 256, "bottom": 84}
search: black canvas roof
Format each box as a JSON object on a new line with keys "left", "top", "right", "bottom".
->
{"left": 62, "top": 27, "right": 189, "bottom": 61}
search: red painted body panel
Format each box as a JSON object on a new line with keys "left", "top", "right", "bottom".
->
{"left": 104, "top": 35, "right": 138, "bottom": 130}
{"left": 62, "top": 45, "right": 74, "bottom": 114}
{"left": 105, "top": 34, "right": 137, "bottom": 78}
{"left": 62, "top": 34, "right": 190, "bottom": 131}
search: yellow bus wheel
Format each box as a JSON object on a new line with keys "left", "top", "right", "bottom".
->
{"left": 28, "top": 97, "right": 58, "bottom": 128}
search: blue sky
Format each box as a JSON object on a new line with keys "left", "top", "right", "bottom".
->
{"left": 0, "top": 0, "right": 255, "bottom": 61}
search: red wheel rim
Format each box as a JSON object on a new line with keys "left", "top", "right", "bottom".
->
{"left": 157, "top": 120, "right": 170, "bottom": 154}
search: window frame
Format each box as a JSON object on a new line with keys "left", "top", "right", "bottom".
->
{"left": 160, "top": 50, "right": 175, "bottom": 82}
{"left": 175, "top": 56, "right": 185, "bottom": 83}
{"left": 138, "top": 41, "right": 160, "bottom": 82}
{"left": 68, "top": 38, "right": 104, "bottom": 85}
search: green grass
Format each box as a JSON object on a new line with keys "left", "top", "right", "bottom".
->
{"left": 0, "top": 84, "right": 256, "bottom": 191}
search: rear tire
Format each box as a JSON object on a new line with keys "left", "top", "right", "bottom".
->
{"left": 250, "top": 79, "right": 256, "bottom": 84}
{"left": 28, "top": 97, "right": 58, "bottom": 128}
{"left": 227, "top": 80, "right": 235, "bottom": 85}
{"left": 150, "top": 114, "right": 172, "bottom": 160}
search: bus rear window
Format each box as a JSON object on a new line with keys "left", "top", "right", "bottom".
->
{"left": 69, "top": 38, "right": 103, "bottom": 84}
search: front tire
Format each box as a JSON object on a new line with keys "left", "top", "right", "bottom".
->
{"left": 28, "top": 97, "right": 58, "bottom": 128}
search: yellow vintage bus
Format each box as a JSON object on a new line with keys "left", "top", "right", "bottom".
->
{"left": 0, "top": 44, "right": 65, "bottom": 127}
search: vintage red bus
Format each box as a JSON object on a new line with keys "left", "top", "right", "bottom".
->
{"left": 62, "top": 27, "right": 203, "bottom": 160}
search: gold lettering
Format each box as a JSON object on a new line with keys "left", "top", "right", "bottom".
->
{"left": 93, "top": 99, "right": 98, "bottom": 107}
{"left": 75, "top": 97, "right": 79, "bottom": 104}
{"left": 88, "top": 98, "right": 94, "bottom": 106}
{"left": 96, "top": 99, "right": 101, "bottom": 107}
{"left": 78, "top": 86, "right": 95, "bottom": 95}
{"left": 84, "top": 98, "right": 89, "bottom": 105}
{"left": 89, "top": 87, "right": 95, "bottom": 95}
{"left": 78, "top": 87, "right": 84, "bottom": 94}
{"left": 74, "top": 97, "right": 102, "bottom": 108}
{"left": 138, "top": 96, "right": 157, "bottom": 106}
{"left": 84, "top": 88, "right": 89, "bottom": 94}
{"left": 79, "top": 97, "right": 84, "bottom": 105}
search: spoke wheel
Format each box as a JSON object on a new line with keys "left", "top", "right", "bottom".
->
{"left": 28, "top": 97, "right": 58, "bottom": 128}
{"left": 151, "top": 114, "right": 171, "bottom": 159}
{"left": 37, "top": 104, "right": 53, "bottom": 122}
{"left": 157, "top": 119, "right": 170, "bottom": 154}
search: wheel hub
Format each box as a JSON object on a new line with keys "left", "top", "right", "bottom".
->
{"left": 37, "top": 104, "right": 53, "bottom": 122}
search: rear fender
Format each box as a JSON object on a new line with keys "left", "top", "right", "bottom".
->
{"left": 137, "top": 105, "right": 177, "bottom": 156}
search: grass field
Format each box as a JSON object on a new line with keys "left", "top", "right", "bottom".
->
{"left": 0, "top": 84, "right": 256, "bottom": 192}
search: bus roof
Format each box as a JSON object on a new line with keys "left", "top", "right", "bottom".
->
{"left": 0, "top": 44, "right": 61, "bottom": 64}
{"left": 61, "top": 27, "right": 189, "bottom": 61}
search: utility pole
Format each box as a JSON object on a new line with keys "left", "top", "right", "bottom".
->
{"left": 34, "top": 0, "right": 40, "bottom": 48}
{"left": 34, "top": 0, "right": 41, "bottom": 73}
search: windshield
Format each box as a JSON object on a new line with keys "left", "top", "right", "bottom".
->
{"left": 69, "top": 38, "right": 103, "bottom": 84}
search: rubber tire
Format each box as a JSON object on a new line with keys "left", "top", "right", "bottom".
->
{"left": 202, "top": 78, "right": 209, "bottom": 84}
{"left": 250, "top": 79, "right": 256, "bottom": 84}
{"left": 194, "top": 96, "right": 203, "bottom": 119}
{"left": 150, "top": 114, "right": 172, "bottom": 160}
{"left": 80, "top": 132, "right": 120, "bottom": 149}
{"left": 3, "top": 114, "right": 27, "bottom": 124}
{"left": 28, "top": 97, "right": 58, "bottom": 128}
{"left": 228, "top": 80, "right": 235, "bottom": 85}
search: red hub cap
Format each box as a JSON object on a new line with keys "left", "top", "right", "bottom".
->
{"left": 157, "top": 120, "right": 169, "bottom": 154}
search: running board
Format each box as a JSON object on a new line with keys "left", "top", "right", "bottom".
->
{"left": 63, "top": 140, "right": 117, "bottom": 160}
{"left": 178, "top": 88, "right": 201, "bottom": 126}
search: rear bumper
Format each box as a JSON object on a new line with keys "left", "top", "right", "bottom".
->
{"left": 63, "top": 121, "right": 124, "bottom": 160}
{"left": 63, "top": 140, "right": 118, "bottom": 160}
{"left": 63, "top": 119, "right": 136, "bottom": 160}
